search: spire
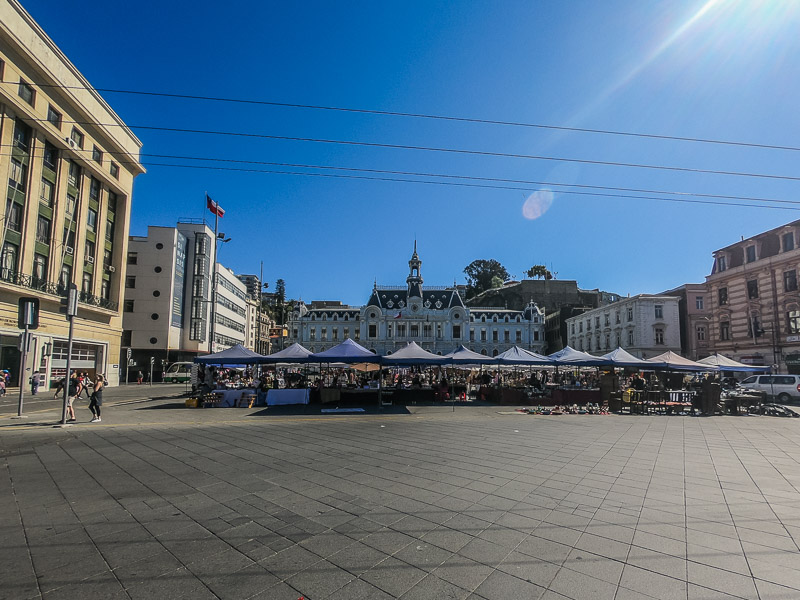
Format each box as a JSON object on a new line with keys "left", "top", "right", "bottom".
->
{"left": 407, "top": 241, "right": 423, "bottom": 298}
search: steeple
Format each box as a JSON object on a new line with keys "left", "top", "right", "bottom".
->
{"left": 407, "top": 241, "right": 423, "bottom": 298}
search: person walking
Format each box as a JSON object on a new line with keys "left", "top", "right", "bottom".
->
{"left": 30, "top": 371, "right": 40, "bottom": 395}
{"left": 66, "top": 372, "right": 81, "bottom": 422}
{"left": 137, "top": 370, "right": 143, "bottom": 385}
{"left": 79, "top": 372, "right": 92, "bottom": 400}
{"left": 89, "top": 374, "right": 104, "bottom": 423}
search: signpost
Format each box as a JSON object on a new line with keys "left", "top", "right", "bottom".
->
{"left": 60, "top": 284, "right": 78, "bottom": 425}
{"left": 149, "top": 356, "right": 154, "bottom": 386}
{"left": 15, "top": 297, "right": 39, "bottom": 418}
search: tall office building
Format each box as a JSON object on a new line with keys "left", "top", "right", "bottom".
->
{"left": 0, "top": 1, "right": 144, "bottom": 386}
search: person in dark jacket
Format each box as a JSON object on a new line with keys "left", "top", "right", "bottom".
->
{"left": 89, "top": 374, "right": 104, "bottom": 423}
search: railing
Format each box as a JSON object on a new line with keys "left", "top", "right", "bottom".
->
{"left": 0, "top": 268, "right": 118, "bottom": 311}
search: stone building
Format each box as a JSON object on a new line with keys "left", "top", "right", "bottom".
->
{"left": 0, "top": 1, "right": 143, "bottom": 386}
{"left": 705, "top": 220, "right": 800, "bottom": 372}
{"left": 288, "top": 246, "right": 546, "bottom": 356}
{"left": 566, "top": 295, "right": 681, "bottom": 359}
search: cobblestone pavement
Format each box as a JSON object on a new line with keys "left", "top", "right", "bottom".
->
{"left": 2, "top": 401, "right": 800, "bottom": 599}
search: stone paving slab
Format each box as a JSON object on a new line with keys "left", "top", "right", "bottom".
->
{"left": 2, "top": 402, "right": 800, "bottom": 599}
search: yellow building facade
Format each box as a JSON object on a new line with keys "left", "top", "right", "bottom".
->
{"left": 0, "top": 0, "right": 144, "bottom": 386}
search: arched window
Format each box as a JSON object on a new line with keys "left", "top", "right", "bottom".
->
{"left": 492, "top": 348, "right": 499, "bottom": 357}
{"left": 480, "top": 348, "right": 488, "bottom": 356}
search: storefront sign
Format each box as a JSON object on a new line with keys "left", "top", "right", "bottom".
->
{"left": 787, "top": 336, "right": 800, "bottom": 343}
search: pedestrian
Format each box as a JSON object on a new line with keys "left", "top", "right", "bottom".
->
{"left": 30, "top": 370, "right": 40, "bottom": 395}
{"left": 53, "top": 377, "right": 64, "bottom": 398}
{"left": 89, "top": 374, "right": 104, "bottom": 423}
{"left": 137, "top": 370, "right": 143, "bottom": 385}
{"left": 66, "top": 372, "right": 81, "bottom": 422}
{"left": 0, "top": 377, "right": 5, "bottom": 397}
{"left": 79, "top": 372, "right": 92, "bottom": 399}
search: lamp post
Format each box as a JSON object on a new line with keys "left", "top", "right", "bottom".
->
{"left": 208, "top": 233, "right": 231, "bottom": 353}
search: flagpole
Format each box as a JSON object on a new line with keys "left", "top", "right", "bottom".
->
{"left": 209, "top": 192, "right": 219, "bottom": 354}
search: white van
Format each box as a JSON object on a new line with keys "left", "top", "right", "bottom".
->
{"left": 739, "top": 374, "right": 800, "bottom": 403}
{"left": 164, "top": 362, "right": 193, "bottom": 383}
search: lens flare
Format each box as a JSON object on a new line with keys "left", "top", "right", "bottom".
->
{"left": 522, "top": 190, "right": 554, "bottom": 220}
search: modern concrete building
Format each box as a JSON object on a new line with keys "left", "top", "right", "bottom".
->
{"left": 566, "top": 294, "right": 681, "bottom": 359}
{"left": 236, "top": 273, "right": 262, "bottom": 302}
{"left": 288, "top": 246, "right": 546, "bottom": 356}
{"left": 0, "top": 1, "right": 144, "bottom": 386}
{"left": 122, "top": 222, "right": 248, "bottom": 379}
{"left": 705, "top": 220, "right": 800, "bottom": 372}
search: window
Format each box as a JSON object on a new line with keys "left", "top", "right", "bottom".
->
{"left": 59, "top": 265, "right": 71, "bottom": 289}
{"left": 82, "top": 272, "right": 92, "bottom": 294}
{"left": 398, "top": 324, "right": 406, "bottom": 337}
{"left": 747, "top": 279, "right": 759, "bottom": 299}
{"left": 1, "top": 241, "right": 18, "bottom": 273}
{"left": 470, "top": 328, "right": 475, "bottom": 342}
{"left": 595, "top": 316, "right": 600, "bottom": 328}
{"left": 310, "top": 328, "right": 316, "bottom": 341}
{"left": 615, "top": 311, "right": 620, "bottom": 324}
{"left": 110, "top": 163, "right": 119, "bottom": 179}
{"left": 332, "top": 328, "right": 338, "bottom": 341}
{"left": 654, "top": 305, "right": 663, "bottom": 319}
{"left": 697, "top": 326, "right": 706, "bottom": 341}
{"left": 127, "top": 252, "right": 137, "bottom": 265}
{"left": 784, "top": 232, "right": 795, "bottom": 252}
{"left": 492, "top": 330, "right": 498, "bottom": 342}
{"left": 40, "top": 178, "right": 54, "bottom": 207}
{"left": 9, "top": 157, "right": 26, "bottom": 191}
{"left": 103, "top": 249, "right": 112, "bottom": 268}
{"left": 516, "top": 330, "right": 522, "bottom": 343}
{"left": 788, "top": 311, "right": 800, "bottom": 334}
{"left": 571, "top": 323, "right": 575, "bottom": 334}
{"left": 605, "top": 334, "right": 610, "bottom": 348}
{"left": 587, "top": 319, "right": 591, "bottom": 331}
{"left": 87, "top": 209, "right": 97, "bottom": 231}
{"left": 695, "top": 296, "right": 704, "bottom": 310}
{"left": 720, "top": 321, "right": 730, "bottom": 341}
{"left": 43, "top": 141, "right": 59, "bottom": 171}
{"left": 627, "top": 307, "right": 633, "bottom": 321}
{"left": 13, "top": 120, "right": 31, "bottom": 151}
{"left": 70, "top": 128, "right": 84, "bottom": 149}
{"left": 63, "top": 227, "right": 75, "bottom": 249}
{"left": 89, "top": 178, "right": 100, "bottom": 201}
{"left": 92, "top": 146, "right": 103, "bottom": 164}
{"left": 121, "top": 330, "right": 132, "bottom": 346}
{"left": 68, "top": 161, "right": 80, "bottom": 188}
{"left": 504, "top": 330, "right": 510, "bottom": 343}
{"left": 387, "top": 324, "right": 393, "bottom": 338}
{"left": 410, "top": 324, "right": 419, "bottom": 337}
{"left": 106, "top": 219, "right": 114, "bottom": 242}
{"left": 605, "top": 314, "right": 610, "bottom": 326}
{"left": 746, "top": 245, "right": 756, "bottom": 263}
{"left": 32, "top": 253, "right": 47, "bottom": 281}
{"left": 125, "top": 276, "right": 135, "bottom": 289}
{"left": 368, "top": 324, "right": 377, "bottom": 338}
{"left": 719, "top": 287, "right": 728, "bottom": 305}
{"left": 84, "top": 240, "right": 95, "bottom": 261}
{"left": 47, "top": 105, "right": 62, "bottom": 128}
{"left": 718, "top": 256, "right": 727, "bottom": 272}
{"left": 480, "top": 329, "right": 487, "bottom": 342}
{"left": 124, "top": 300, "right": 135, "bottom": 313}
{"left": 627, "top": 330, "right": 634, "bottom": 346}
{"left": 785, "top": 270, "right": 798, "bottom": 292}
{"left": 748, "top": 313, "right": 763, "bottom": 338}
{"left": 5, "top": 201, "right": 22, "bottom": 232}
{"left": 453, "top": 324, "right": 461, "bottom": 339}
{"left": 36, "top": 216, "right": 51, "bottom": 243}
{"left": 18, "top": 80, "right": 34, "bottom": 105}
{"left": 579, "top": 321, "right": 583, "bottom": 332}
{"left": 108, "top": 191, "right": 117, "bottom": 212}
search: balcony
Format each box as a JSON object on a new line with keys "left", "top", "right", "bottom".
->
{"left": 0, "top": 269, "right": 118, "bottom": 311}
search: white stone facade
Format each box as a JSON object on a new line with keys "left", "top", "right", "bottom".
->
{"left": 566, "top": 295, "right": 681, "bottom": 359}
{"left": 288, "top": 247, "right": 546, "bottom": 356}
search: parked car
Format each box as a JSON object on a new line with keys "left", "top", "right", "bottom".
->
{"left": 739, "top": 374, "right": 800, "bottom": 403}
{"left": 163, "top": 362, "right": 194, "bottom": 383}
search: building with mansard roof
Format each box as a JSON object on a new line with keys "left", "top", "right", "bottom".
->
{"left": 287, "top": 245, "right": 546, "bottom": 356}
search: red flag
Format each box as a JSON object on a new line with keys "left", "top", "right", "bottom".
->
{"left": 206, "top": 195, "right": 225, "bottom": 218}
{"left": 395, "top": 312, "right": 402, "bottom": 319}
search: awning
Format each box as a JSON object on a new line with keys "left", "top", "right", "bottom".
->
{"left": 309, "top": 338, "right": 381, "bottom": 363}
{"left": 443, "top": 345, "right": 498, "bottom": 365}
{"left": 547, "top": 346, "right": 607, "bottom": 367}
{"left": 646, "top": 350, "right": 717, "bottom": 372}
{"left": 381, "top": 341, "right": 451, "bottom": 366}
{"left": 496, "top": 346, "right": 554, "bottom": 366}
{"left": 599, "top": 347, "right": 651, "bottom": 368}
{"left": 194, "top": 344, "right": 265, "bottom": 365}
{"left": 696, "top": 353, "right": 770, "bottom": 372}
{"left": 258, "top": 343, "right": 313, "bottom": 364}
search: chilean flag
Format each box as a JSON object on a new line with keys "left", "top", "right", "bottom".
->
{"left": 206, "top": 195, "right": 225, "bottom": 218}
{"left": 395, "top": 312, "right": 402, "bottom": 319}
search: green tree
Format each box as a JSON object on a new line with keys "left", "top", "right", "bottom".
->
{"left": 464, "top": 259, "right": 510, "bottom": 299}
{"left": 525, "top": 265, "right": 553, "bottom": 280}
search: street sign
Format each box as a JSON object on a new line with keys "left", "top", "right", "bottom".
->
{"left": 126, "top": 347, "right": 132, "bottom": 360}
{"left": 18, "top": 297, "right": 39, "bottom": 330}
{"left": 58, "top": 284, "right": 78, "bottom": 320}
{"left": 150, "top": 357, "right": 155, "bottom": 365}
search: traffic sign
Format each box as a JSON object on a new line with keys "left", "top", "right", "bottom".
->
{"left": 18, "top": 297, "right": 39, "bottom": 330}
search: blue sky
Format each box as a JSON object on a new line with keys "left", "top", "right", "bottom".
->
{"left": 23, "top": 0, "right": 800, "bottom": 304}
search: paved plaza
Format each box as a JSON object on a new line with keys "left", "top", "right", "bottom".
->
{"left": 2, "top": 398, "right": 800, "bottom": 600}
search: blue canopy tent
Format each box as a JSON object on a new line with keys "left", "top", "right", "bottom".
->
{"left": 496, "top": 346, "right": 554, "bottom": 366}
{"left": 194, "top": 344, "right": 265, "bottom": 365}
{"left": 444, "top": 345, "right": 498, "bottom": 365}
{"left": 696, "top": 353, "right": 770, "bottom": 372}
{"left": 548, "top": 346, "right": 607, "bottom": 367}
{"left": 599, "top": 347, "right": 651, "bottom": 369}
{"left": 381, "top": 341, "right": 451, "bottom": 366}
{"left": 310, "top": 338, "right": 381, "bottom": 364}
{"left": 258, "top": 343, "right": 313, "bottom": 364}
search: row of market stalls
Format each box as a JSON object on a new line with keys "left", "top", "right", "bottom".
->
{"left": 196, "top": 338, "right": 770, "bottom": 372}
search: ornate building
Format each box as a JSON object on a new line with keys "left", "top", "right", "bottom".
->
{"left": 288, "top": 245, "right": 546, "bottom": 356}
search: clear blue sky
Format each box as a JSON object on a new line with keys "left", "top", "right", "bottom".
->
{"left": 23, "top": 0, "right": 800, "bottom": 305}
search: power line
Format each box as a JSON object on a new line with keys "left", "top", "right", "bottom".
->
{"left": 8, "top": 144, "right": 800, "bottom": 207}
{"left": 24, "top": 82, "right": 800, "bottom": 153}
{"left": 23, "top": 116, "right": 800, "bottom": 183}
{"left": 138, "top": 161, "right": 800, "bottom": 211}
